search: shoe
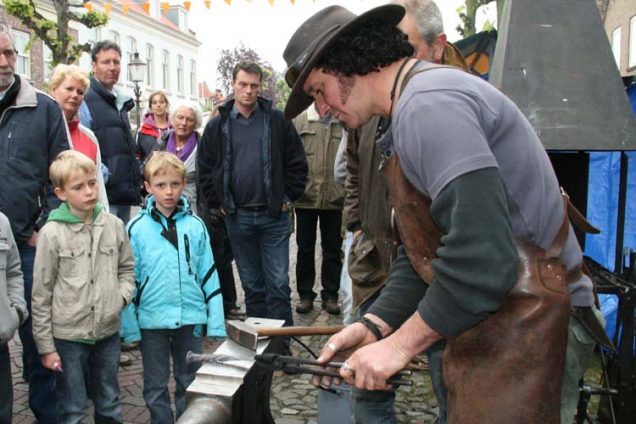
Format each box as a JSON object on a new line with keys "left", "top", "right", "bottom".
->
{"left": 295, "top": 298, "right": 314, "bottom": 314}
{"left": 119, "top": 354, "right": 132, "bottom": 366}
{"left": 225, "top": 306, "right": 247, "bottom": 321}
{"left": 322, "top": 298, "right": 341, "bottom": 315}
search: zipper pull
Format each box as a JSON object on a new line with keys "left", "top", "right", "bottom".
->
{"left": 184, "top": 234, "right": 193, "bottom": 275}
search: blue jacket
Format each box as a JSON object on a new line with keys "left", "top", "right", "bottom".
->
{"left": 0, "top": 76, "right": 70, "bottom": 243}
{"left": 120, "top": 196, "right": 226, "bottom": 342}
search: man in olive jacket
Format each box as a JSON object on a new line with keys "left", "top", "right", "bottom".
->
{"left": 293, "top": 104, "right": 345, "bottom": 315}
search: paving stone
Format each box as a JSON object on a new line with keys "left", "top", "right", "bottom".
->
{"left": 9, "top": 235, "right": 440, "bottom": 424}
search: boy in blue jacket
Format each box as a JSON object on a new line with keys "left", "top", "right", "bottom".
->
{"left": 121, "top": 152, "right": 225, "bottom": 423}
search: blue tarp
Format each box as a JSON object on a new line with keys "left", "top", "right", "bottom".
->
{"left": 586, "top": 83, "right": 636, "bottom": 340}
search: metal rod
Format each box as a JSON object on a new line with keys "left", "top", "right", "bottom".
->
{"left": 614, "top": 152, "right": 628, "bottom": 273}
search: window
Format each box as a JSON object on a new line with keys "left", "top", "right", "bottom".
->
{"left": 43, "top": 45, "right": 53, "bottom": 81}
{"left": 13, "top": 30, "right": 30, "bottom": 78}
{"left": 162, "top": 50, "right": 170, "bottom": 90}
{"left": 177, "top": 55, "right": 184, "bottom": 94}
{"left": 190, "top": 59, "right": 197, "bottom": 96}
{"left": 125, "top": 36, "right": 137, "bottom": 82}
{"left": 107, "top": 30, "right": 120, "bottom": 46}
{"left": 611, "top": 27, "right": 621, "bottom": 68}
{"left": 146, "top": 44, "right": 154, "bottom": 88}
{"left": 630, "top": 16, "right": 636, "bottom": 68}
{"left": 88, "top": 27, "right": 102, "bottom": 45}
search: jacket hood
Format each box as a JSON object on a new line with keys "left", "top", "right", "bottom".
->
{"left": 144, "top": 194, "right": 191, "bottom": 218}
{"left": 48, "top": 202, "right": 104, "bottom": 224}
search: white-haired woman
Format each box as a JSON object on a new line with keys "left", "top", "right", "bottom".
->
{"left": 159, "top": 101, "right": 203, "bottom": 213}
{"left": 49, "top": 64, "right": 109, "bottom": 211}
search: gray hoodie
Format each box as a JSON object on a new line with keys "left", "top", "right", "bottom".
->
{"left": 0, "top": 212, "right": 27, "bottom": 345}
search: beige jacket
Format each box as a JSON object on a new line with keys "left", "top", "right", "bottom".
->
{"left": 32, "top": 209, "right": 135, "bottom": 354}
{"left": 292, "top": 106, "right": 345, "bottom": 210}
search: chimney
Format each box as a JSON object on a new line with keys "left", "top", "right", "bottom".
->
{"left": 490, "top": 0, "right": 636, "bottom": 151}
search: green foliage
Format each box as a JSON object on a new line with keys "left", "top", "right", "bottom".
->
{"left": 275, "top": 78, "right": 291, "bottom": 111}
{"left": 4, "top": 0, "right": 108, "bottom": 67}
{"left": 216, "top": 42, "right": 286, "bottom": 107}
{"left": 456, "top": 0, "right": 503, "bottom": 38}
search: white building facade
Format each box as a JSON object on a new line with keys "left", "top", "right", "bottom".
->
{"left": 77, "top": 0, "right": 202, "bottom": 110}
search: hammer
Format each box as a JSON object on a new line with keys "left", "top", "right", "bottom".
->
{"left": 226, "top": 319, "right": 344, "bottom": 350}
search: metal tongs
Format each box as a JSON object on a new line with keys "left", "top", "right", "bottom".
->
{"left": 254, "top": 353, "right": 412, "bottom": 386}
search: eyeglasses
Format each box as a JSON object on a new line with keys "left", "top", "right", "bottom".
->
{"left": 0, "top": 49, "right": 17, "bottom": 59}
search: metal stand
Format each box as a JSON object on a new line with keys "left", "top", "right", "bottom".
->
{"left": 582, "top": 258, "right": 636, "bottom": 423}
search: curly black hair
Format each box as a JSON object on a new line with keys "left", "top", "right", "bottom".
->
{"left": 315, "top": 19, "right": 414, "bottom": 77}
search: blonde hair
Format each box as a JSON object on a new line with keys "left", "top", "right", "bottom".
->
{"left": 144, "top": 152, "right": 186, "bottom": 182}
{"left": 50, "top": 150, "right": 97, "bottom": 189}
{"left": 49, "top": 64, "right": 90, "bottom": 92}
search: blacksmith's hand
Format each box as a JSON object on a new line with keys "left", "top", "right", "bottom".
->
{"left": 340, "top": 312, "right": 443, "bottom": 391}
{"left": 312, "top": 321, "right": 378, "bottom": 388}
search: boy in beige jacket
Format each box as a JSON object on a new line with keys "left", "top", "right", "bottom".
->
{"left": 32, "top": 150, "right": 135, "bottom": 424}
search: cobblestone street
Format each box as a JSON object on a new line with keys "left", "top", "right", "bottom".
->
{"left": 9, "top": 230, "right": 440, "bottom": 423}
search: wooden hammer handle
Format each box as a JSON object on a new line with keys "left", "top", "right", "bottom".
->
{"left": 256, "top": 325, "right": 344, "bottom": 337}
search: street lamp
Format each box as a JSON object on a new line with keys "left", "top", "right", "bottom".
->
{"left": 127, "top": 52, "right": 147, "bottom": 130}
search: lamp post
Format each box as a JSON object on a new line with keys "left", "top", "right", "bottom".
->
{"left": 127, "top": 52, "right": 147, "bottom": 130}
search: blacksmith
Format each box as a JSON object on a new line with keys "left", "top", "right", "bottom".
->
{"left": 282, "top": 5, "right": 604, "bottom": 423}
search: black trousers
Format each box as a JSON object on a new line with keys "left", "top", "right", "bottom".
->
{"left": 295, "top": 208, "right": 343, "bottom": 301}
{"left": 206, "top": 219, "right": 238, "bottom": 310}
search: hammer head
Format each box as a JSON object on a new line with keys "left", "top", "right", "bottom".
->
{"left": 226, "top": 320, "right": 259, "bottom": 350}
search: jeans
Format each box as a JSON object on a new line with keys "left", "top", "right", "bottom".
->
{"left": 109, "top": 204, "right": 131, "bottom": 225}
{"left": 427, "top": 340, "right": 447, "bottom": 424}
{"left": 140, "top": 326, "right": 203, "bottom": 424}
{"left": 0, "top": 344, "right": 11, "bottom": 424}
{"left": 351, "top": 296, "right": 396, "bottom": 424}
{"left": 54, "top": 333, "right": 122, "bottom": 424}
{"left": 17, "top": 244, "right": 58, "bottom": 423}
{"left": 351, "top": 297, "right": 448, "bottom": 424}
{"left": 339, "top": 232, "right": 354, "bottom": 325}
{"left": 225, "top": 209, "right": 293, "bottom": 326}
{"left": 295, "top": 208, "right": 343, "bottom": 302}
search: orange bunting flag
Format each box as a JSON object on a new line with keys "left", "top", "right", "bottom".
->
{"left": 142, "top": 2, "right": 151, "bottom": 14}
{"left": 268, "top": 0, "right": 274, "bottom": 6}
{"left": 83, "top": 2, "right": 93, "bottom": 12}
{"left": 290, "top": 0, "right": 295, "bottom": 4}
{"left": 204, "top": 0, "right": 211, "bottom": 9}
{"left": 184, "top": 1, "right": 191, "bottom": 11}
{"left": 104, "top": 2, "right": 111, "bottom": 15}
{"left": 224, "top": 0, "right": 231, "bottom": 5}
{"left": 122, "top": 2, "right": 130, "bottom": 14}
{"left": 161, "top": 2, "right": 170, "bottom": 13}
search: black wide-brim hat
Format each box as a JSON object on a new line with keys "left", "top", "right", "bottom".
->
{"left": 282, "top": 4, "right": 405, "bottom": 119}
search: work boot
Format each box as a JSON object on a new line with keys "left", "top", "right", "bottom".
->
{"left": 295, "top": 298, "right": 313, "bottom": 314}
{"left": 322, "top": 298, "right": 341, "bottom": 315}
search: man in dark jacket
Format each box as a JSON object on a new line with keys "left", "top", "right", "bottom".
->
{"left": 197, "top": 61, "right": 307, "bottom": 326}
{"left": 80, "top": 40, "right": 140, "bottom": 224}
{"left": 0, "top": 22, "right": 70, "bottom": 423}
